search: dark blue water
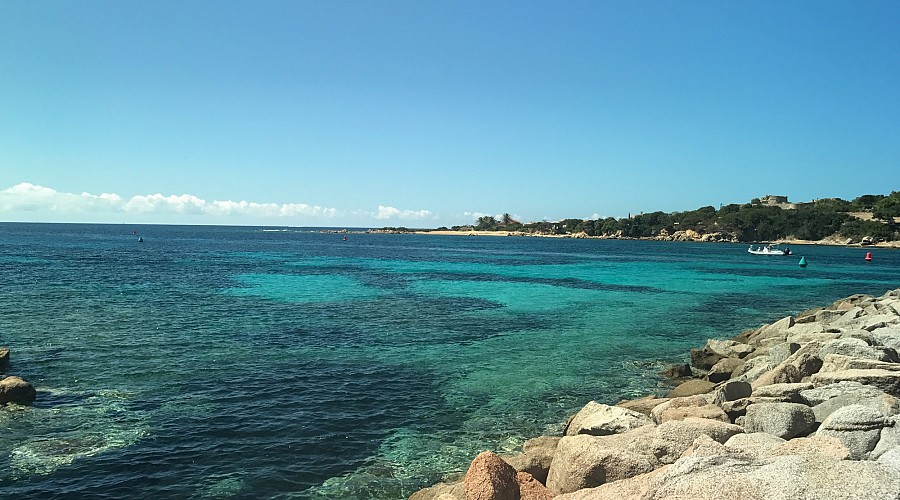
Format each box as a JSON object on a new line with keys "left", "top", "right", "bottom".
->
{"left": 1, "top": 223, "right": 898, "bottom": 498}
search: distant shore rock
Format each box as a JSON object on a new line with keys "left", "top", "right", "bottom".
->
{"left": 656, "top": 228, "right": 738, "bottom": 243}
{"left": 392, "top": 227, "right": 900, "bottom": 247}
{"left": 409, "top": 288, "right": 900, "bottom": 500}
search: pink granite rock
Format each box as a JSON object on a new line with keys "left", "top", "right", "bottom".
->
{"left": 464, "top": 451, "right": 519, "bottom": 500}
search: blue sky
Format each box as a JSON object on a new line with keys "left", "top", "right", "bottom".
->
{"left": 1, "top": 1, "right": 898, "bottom": 226}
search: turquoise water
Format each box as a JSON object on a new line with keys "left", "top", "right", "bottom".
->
{"left": 1, "top": 223, "right": 898, "bottom": 498}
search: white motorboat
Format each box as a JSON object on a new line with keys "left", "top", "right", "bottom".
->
{"left": 748, "top": 244, "right": 792, "bottom": 256}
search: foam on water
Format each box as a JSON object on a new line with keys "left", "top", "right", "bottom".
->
{"left": 2, "top": 392, "right": 148, "bottom": 479}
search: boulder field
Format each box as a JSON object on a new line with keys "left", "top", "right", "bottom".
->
{"left": 411, "top": 288, "right": 900, "bottom": 500}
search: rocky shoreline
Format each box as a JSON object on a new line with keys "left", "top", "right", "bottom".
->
{"left": 399, "top": 230, "right": 900, "bottom": 248}
{"left": 411, "top": 288, "right": 900, "bottom": 500}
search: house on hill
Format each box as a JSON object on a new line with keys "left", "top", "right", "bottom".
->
{"left": 760, "top": 195, "right": 789, "bottom": 205}
{"left": 752, "top": 195, "right": 812, "bottom": 210}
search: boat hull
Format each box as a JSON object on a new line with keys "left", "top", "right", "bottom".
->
{"left": 748, "top": 246, "right": 791, "bottom": 256}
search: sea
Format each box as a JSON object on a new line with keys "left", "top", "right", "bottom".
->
{"left": 1, "top": 222, "right": 898, "bottom": 499}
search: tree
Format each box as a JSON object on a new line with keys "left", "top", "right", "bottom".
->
{"left": 599, "top": 217, "right": 619, "bottom": 235}
{"left": 718, "top": 204, "right": 742, "bottom": 216}
{"left": 720, "top": 205, "right": 786, "bottom": 242}
{"left": 852, "top": 194, "right": 885, "bottom": 210}
{"left": 674, "top": 206, "right": 716, "bottom": 230}
{"left": 841, "top": 219, "right": 895, "bottom": 241}
{"left": 873, "top": 192, "right": 900, "bottom": 221}
{"left": 788, "top": 206, "right": 849, "bottom": 240}
{"left": 501, "top": 213, "right": 513, "bottom": 225}
{"left": 475, "top": 216, "right": 498, "bottom": 231}
{"left": 558, "top": 218, "right": 584, "bottom": 234}
{"left": 814, "top": 198, "right": 852, "bottom": 212}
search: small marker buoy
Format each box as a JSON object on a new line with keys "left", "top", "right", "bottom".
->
{"left": 865, "top": 252, "right": 872, "bottom": 262}
{"left": 343, "top": 236, "right": 347, "bottom": 241}
{"left": 799, "top": 256, "right": 807, "bottom": 268}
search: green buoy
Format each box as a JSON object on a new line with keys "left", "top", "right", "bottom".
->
{"left": 799, "top": 256, "right": 807, "bottom": 268}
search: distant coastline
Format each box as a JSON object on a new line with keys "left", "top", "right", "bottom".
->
{"left": 360, "top": 228, "right": 900, "bottom": 249}
{"left": 367, "top": 192, "right": 900, "bottom": 248}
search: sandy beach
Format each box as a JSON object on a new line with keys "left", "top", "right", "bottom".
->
{"left": 412, "top": 230, "right": 564, "bottom": 238}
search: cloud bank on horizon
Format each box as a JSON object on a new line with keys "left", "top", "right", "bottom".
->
{"left": 0, "top": 183, "right": 436, "bottom": 225}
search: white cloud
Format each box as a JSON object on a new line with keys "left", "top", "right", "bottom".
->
{"left": 123, "top": 193, "right": 207, "bottom": 214}
{"left": 207, "top": 200, "right": 335, "bottom": 218}
{"left": 375, "top": 205, "right": 433, "bottom": 220}
{"left": 0, "top": 182, "right": 338, "bottom": 221}
{"left": 376, "top": 206, "right": 401, "bottom": 219}
{"left": 1, "top": 183, "right": 122, "bottom": 213}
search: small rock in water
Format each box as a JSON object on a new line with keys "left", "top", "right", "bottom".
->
{"left": 0, "top": 376, "right": 36, "bottom": 405}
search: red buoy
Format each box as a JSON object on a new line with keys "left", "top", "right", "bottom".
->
{"left": 865, "top": 252, "right": 873, "bottom": 262}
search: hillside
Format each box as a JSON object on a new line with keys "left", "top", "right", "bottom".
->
{"left": 448, "top": 192, "right": 900, "bottom": 244}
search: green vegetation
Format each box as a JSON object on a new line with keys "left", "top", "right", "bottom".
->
{"left": 453, "top": 192, "right": 900, "bottom": 243}
{"left": 474, "top": 214, "right": 523, "bottom": 232}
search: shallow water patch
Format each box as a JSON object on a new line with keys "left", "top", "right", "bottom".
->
{"left": 224, "top": 273, "right": 381, "bottom": 303}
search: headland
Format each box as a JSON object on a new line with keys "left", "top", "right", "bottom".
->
{"left": 369, "top": 191, "right": 900, "bottom": 248}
